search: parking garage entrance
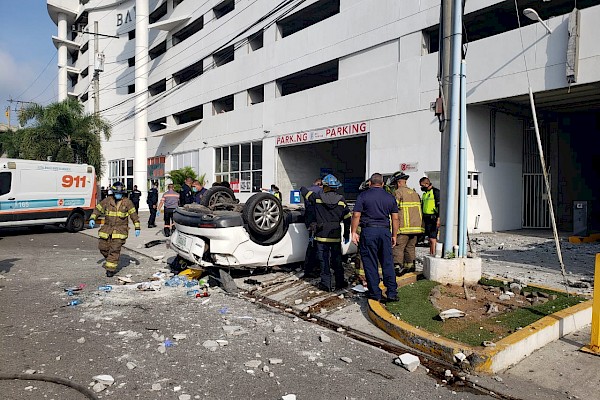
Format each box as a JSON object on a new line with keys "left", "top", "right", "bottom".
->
{"left": 275, "top": 122, "right": 368, "bottom": 202}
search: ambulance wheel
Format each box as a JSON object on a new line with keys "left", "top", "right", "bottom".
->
{"left": 243, "top": 192, "right": 283, "bottom": 236}
{"left": 66, "top": 212, "right": 85, "bottom": 232}
{"left": 200, "top": 187, "right": 237, "bottom": 208}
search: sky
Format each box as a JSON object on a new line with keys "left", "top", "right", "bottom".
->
{"left": 0, "top": 0, "right": 58, "bottom": 127}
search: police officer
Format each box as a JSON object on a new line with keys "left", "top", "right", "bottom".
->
{"left": 419, "top": 177, "right": 441, "bottom": 255}
{"left": 147, "top": 181, "right": 159, "bottom": 228}
{"left": 130, "top": 185, "right": 142, "bottom": 214}
{"left": 192, "top": 180, "right": 208, "bottom": 204}
{"left": 89, "top": 182, "right": 140, "bottom": 277}
{"left": 389, "top": 172, "right": 424, "bottom": 275}
{"left": 351, "top": 173, "right": 399, "bottom": 302}
{"left": 301, "top": 174, "right": 351, "bottom": 292}
{"left": 179, "top": 177, "right": 194, "bottom": 206}
{"left": 158, "top": 183, "right": 180, "bottom": 237}
{"left": 302, "top": 178, "right": 323, "bottom": 278}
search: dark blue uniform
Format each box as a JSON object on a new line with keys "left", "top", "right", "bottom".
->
{"left": 147, "top": 187, "right": 159, "bottom": 227}
{"left": 303, "top": 184, "right": 323, "bottom": 277}
{"left": 354, "top": 187, "right": 399, "bottom": 301}
{"left": 179, "top": 183, "right": 194, "bottom": 206}
{"left": 193, "top": 187, "right": 207, "bottom": 204}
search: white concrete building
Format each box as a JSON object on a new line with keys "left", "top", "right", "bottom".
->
{"left": 48, "top": 0, "right": 600, "bottom": 233}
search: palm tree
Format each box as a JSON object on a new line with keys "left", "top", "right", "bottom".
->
{"left": 167, "top": 166, "right": 199, "bottom": 191}
{"left": 0, "top": 128, "right": 23, "bottom": 158}
{"left": 16, "top": 98, "right": 111, "bottom": 176}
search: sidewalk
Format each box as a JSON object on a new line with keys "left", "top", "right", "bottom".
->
{"left": 81, "top": 215, "right": 600, "bottom": 399}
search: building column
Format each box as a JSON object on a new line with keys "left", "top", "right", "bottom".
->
{"left": 57, "top": 12, "right": 68, "bottom": 101}
{"left": 134, "top": 0, "right": 149, "bottom": 208}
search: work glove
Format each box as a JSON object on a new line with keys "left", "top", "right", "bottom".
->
{"left": 135, "top": 230, "right": 141, "bottom": 237}
{"left": 89, "top": 220, "right": 95, "bottom": 229}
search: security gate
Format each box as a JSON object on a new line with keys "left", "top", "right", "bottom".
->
{"left": 522, "top": 124, "right": 551, "bottom": 228}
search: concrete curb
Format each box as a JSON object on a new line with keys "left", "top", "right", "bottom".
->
{"left": 368, "top": 283, "right": 592, "bottom": 373}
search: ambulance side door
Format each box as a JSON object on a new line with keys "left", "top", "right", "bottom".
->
{"left": 0, "top": 171, "right": 15, "bottom": 222}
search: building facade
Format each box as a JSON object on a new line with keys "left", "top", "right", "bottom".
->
{"left": 48, "top": 0, "right": 600, "bottom": 233}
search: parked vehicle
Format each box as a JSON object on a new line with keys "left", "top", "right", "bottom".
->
{"left": 0, "top": 158, "right": 96, "bottom": 232}
{"left": 171, "top": 187, "right": 357, "bottom": 269}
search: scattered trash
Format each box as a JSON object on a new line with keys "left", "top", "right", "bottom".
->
{"left": 179, "top": 395, "right": 191, "bottom": 400}
{"left": 98, "top": 285, "right": 112, "bottom": 292}
{"left": 493, "top": 375, "right": 503, "bottom": 382}
{"left": 340, "top": 357, "right": 352, "bottom": 363}
{"left": 163, "top": 339, "right": 174, "bottom": 347}
{"left": 63, "top": 284, "right": 86, "bottom": 293}
{"left": 67, "top": 299, "right": 82, "bottom": 307}
{"left": 337, "top": 327, "right": 345, "bottom": 333}
{"left": 157, "top": 344, "right": 166, "bottom": 354}
{"left": 144, "top": 240, "right": 166, "bottom": 248}
{"left": 244, "top": 278, "right": 261, "bottom": 285}
{"left": 222, "top": 325, "right": 247, "bottom": 336}
{"left": 439, "top": 309, "right": 465, "bottom": 321}
{"left": 394, "top": 353, "right": 420, "bottom": 372}
{"left": 137, "top": 281, "right": 162, "bottom": 291}
{"left": 179, "top": 268, "right": 203, "bottom": 280}
{"left": 219, "top": 307, "right": 229, "bottom": 314}
{"left": 216, "top": 339, "right": 228, "bottom": 346}
{"left": 351, "top": 284, "right": 367, "bottom": 293}
{"left": 117, "top": 276, "right": 133, "bottom": 284}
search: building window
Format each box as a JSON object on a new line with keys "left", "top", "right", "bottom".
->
{"left": 173, "top": 59, "right": 203, "bottom": 85}
{"left": 248, "top": 85, "right": 264, "bottom": 105}
{"left": 80, "top": 92, "right": 89, "bottom": 102}
{"left": 69, "top": 74, "right": 79, "bottom": 87}
{"left": 249, "top": 31, "right": 263, "bottom": 51}
{"left": 213, "top": 45, "right": 234, "bottom": 67}
{"left": 149, "top": 40, "right": 167, "bottom": 60}
{"left": 277, "top": 59, "right": 339, "bottom": 96}
{"left": 172, "top": 150, "right": 200, "bottom": 176}
{"left": 149, "top": 117, "right": 167, "bottom": 132}
{"left": 213, "top": 94, "right": 234, "bottom": 115}
{"left": 108, "top": 159, "right": 135, "bottom": 190}
{"left": 172, "top": 16, "right": 204, "bottom": 46}
{"left": 277, "top": 0, "right": 340, "bottom": 38}
{"left": 128, "top": 57, "right": 135, "bottom": 67}
{"left": 127, "top": 84, "right": 135, "bottom": 94}
{"left": 128, "top": 29, "right": 136, "bottom": 40}
{"left": 148, "top": 155, "right": 166, "bottom": 192}
{"left": 467, "top": 172, "right": 480, "bottom": 197}
{"left": 215, "top": 142, "right": 262, "bottom": 192}
{"left": 174, "top": 104, "right": 203, "bottom": 124}
{"left": 80, "top": 42, "right": 89, "bottom": 55}
{"left": 69, "top": 50, "right": 79, "bottom": 64}
{"left": 80, "top": 67, "right": 89, "bottom": 78}
{"left": 213, "top": 0, "right": 234, "bottom": 19}
{"left": 149, "top": 78, "right": 167, "bottom": 96}
{"left": 149, "top": 2, "right": 167, "bottom": 24}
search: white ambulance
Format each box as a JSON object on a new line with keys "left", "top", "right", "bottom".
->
{"left": 0, "top": 159, "right": 97, "bottom": 232}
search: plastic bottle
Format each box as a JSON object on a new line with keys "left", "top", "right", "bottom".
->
{"left": 66, "top": 290, "right": 74, "bottom": 296}
{"left": 184, "top": 279, "right": 199, "bottom": 288}
{"left": 186, "top": 289, "right": 200, "bottom": 296}
{"left": 98, "top": 285, "right": 113, "bottom": 292}
{"left": 68, "top": 299, "right": 82, "bottom": 306}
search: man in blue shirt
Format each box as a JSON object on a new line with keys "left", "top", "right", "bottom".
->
{"left": 351, "top": 173, "right": 399, "bottom": 302}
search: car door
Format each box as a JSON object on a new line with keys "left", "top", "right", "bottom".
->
{"left": 0, "top": 171, "right": 15, "bottom": 223}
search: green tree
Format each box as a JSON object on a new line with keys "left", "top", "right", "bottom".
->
{"left": 15, "top": 99, "right": 111, "bottom": 177}
{"left": 0, "top": 128, "right": 24, "bottom": 158}
{"left": 166, "top": 166, "right": 202, "bottom": 191}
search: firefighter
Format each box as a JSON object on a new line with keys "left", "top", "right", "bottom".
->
{"left": 300, "top": 174, "right": 352, "bottom": 292}
{"left": 89, "top": 182, "right": 141, "bottom": 277}
{"left": 389, "top": 172, "right": 424, "bottom": 275}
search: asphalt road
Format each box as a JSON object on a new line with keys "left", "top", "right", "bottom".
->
{"left": 0, "top": 227, "right": 494, "bottom": 400}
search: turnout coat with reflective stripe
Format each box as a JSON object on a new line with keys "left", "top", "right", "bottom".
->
{"left": 395, "top": 186, "right": 424, "bottom": 235}
{"left": 300, "top": 187, "right": 351, "bottom": 243}
{"left": 90, "top": 196, "right": 140, "bottom": 239}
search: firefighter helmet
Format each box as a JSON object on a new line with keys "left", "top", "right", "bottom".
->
{"left": 322, "top": 174, "right": 342, "bottom": 189}
{"left": 111, "top": 181, "right": 125, "bottom": 195}
{"left": 386, "top": 171, "right": 410, "bottom": 186}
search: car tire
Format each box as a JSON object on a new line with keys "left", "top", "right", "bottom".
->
{"left": 66, "top": 212, "right": 85, "bottom": 232}
{"left": 247, "top": 210, "right": 289, "bottom": 246}
{"left": 243, "top": 192, "right": 283, "bottom": 236}
{"left": 200, "top": 186, "right": 237, "bottom": 208}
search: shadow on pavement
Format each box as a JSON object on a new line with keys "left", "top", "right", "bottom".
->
{"left": 0, "top": 258, "right": 20, "bottom": 274}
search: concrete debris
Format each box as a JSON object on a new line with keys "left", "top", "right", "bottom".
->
{"left": 498, "top": 294, "right": 511, "bottom": 301}
{"left": 568, "top": 280, "right": 591, "bottom": 289}
{"left": 152, "top": 383, "right": 161, "bottom": 391}
{"left": 269, "top": 358, "right": 283, "bottom": 365}
{"left": 340, "top": 357, "right": 352, "bottom": 363}
{"left": 173, "top": 333, "right": 187, "bottom": 341}
{"left": 486, "top": 303, "right": 499, "bottom": 314}
{"left": 294, "top": 299, "right": 303, "bottom": 305}
{"left": 246, "top": 370, "right": 255, "bottom": 375}
{"left": 453, "top": 352, "right": 467, "bottom": 363}
{"left": 273, "top": 325, "right": 283, "bottom": 333}
{"left": 282, "top": 395, "right": 297, "bottom": 400}
{"left": 262, "top": 365, "right": 270, "bottom": 373}
{"left": 216, "top": 339, "right": 229, "bottom": 346}
{"left": 152, "top": 255, "right": 164, "bottom": 261}
{"left": 157, "top": 344, "right": 166, "bottom": 354}
{"left": 202, "top": 340, "right": 219, "bottom": 351}
{"left": 293, "top": 317, "right": 300, "bottom": 322}
{"left": 483, "top": 341, "right": 496, "bottom": 347}
{"left": 338, "top": 294, "right": 344, "bottom": 299}
{"left": 245, "top": 360, "right": 262, "bottom": 369}
{"left": 92, "top": 383, "right": 106, "bottom": 393}
{"left": 439, "top": 309, "right": 465, "bottom": 321}
{"left": 352, "top": 284, "right": 367, "bottom": 293}
{"left": 445, "top": 369, "right": 453, "bottom": 378}
{"left": 284, "top": 308, "right": 293, "bottom": 312}
{"left": 117, "top": 276, "right": 133, "bottom": 284}
{"left": 77, "top": 337, "right": 86, "bottom": 344}
{"left": 493, "top": 375, "right": 503, "bottom": 382}
{"left": 504, "top": 291, "right": 515, "bottom": 297}
{"left": 92, "top": 375, "right": 114, "bottom": 386}
{"left": 509, "top": 283, "right": 522, "bottom": 294}
{"left": 394, "top": 353, "right": 420, "bottom": 372}
{"left": 24, "top": 369, "right": 36, "bottom": 375}
{"left": 126, "top": 362, "right": 137, "bottom": 370}
{"left": 337, "top": 327, "right": 345, "bottom": 332}
{"left": 179, "top": 395, "right": 191, "bottom": 400}
{"left": 319, "top": 334, "right": 331, "bottom": 343}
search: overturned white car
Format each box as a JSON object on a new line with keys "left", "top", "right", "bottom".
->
{"left": 170, "top": 187, "right": 357, "bottom": 270}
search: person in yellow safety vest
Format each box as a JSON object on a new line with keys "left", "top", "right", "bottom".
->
{"left": 419, "top": 177, "right": 441, "bottom": 255}
{"left": 89, "top": 182, "right": 140, "bottom": 277}
{"left": 389, "top": 172, "right": 424, "bottom": 276}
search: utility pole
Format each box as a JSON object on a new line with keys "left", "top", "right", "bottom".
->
{"left": 7, "top": 99, "right": 34, "bottom": 129}
{"left": 5, "top": 106, "right": 10, "bottom": 129}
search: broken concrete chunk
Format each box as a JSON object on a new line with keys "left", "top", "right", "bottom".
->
{"left": 179, "top": 395, "right": 191, "bottom": 400}
{"left": 269, "top": 358, "right": 283, "bottom": 365}
{"left": 483, "top": 341, "right": 496, "bottom": 347}
{"left": 394, "top": 353, "right": 420, "bottom": 372}
{"left": 77, "top": 337, "right": 86, "bottom": 344}
{"left": 486, "top": 303, "right": 499, "bottom": 314}
{"left": 126, "top": 362, "right": 137, "bottom": 370}
{"left": 152, "top": 255, "right": 164, "bottom": 261}
{"left": 439, "top": 309, "right": 465, "bottom": 321}
{"left": 498, "top": 294, "right": 511, "bottom": 301}
{"left": 319, "top": 334, "right": 331, "bottom": 343}
{"left": 445, "top": 369, "right": 453, "bottom": 378}
{"left": 282, "top": 395, "right": 297, "bottom": 400}
{"left": 568, "top": 280, "right": 591, "bottom": 289}
{"left": 509, "top": 283, "right": 522, "bottom": 294}
{"left": 294, "top": 299, "right": 303, "bottom": 305}
{"left": 92, "top": 383, "right": 106, "bottom": 393}
{"left": 453, "top": 353, "right": 467, "bottom": 363}
{"left": 337, "top": 327, "right": 345, "bottom": 332}
{"left": 202, "top": 340, "right": 219, "bottom": 351}
{"left": 340, "top": 357, "right": 352, "bottom": 363}
{"left": 152, "top": 383, "right": 161, "bottom": 391}
{"left": 245, "top": 360, "right": 262, "bottom": 369}
{"left": 157, "top": 344, "right": 166, "bottom": 354}
{"left": 216, "top": 339, "right": 229, "bottom": 347}
{"left": 173, "top": 334, "right": 187, "bottom": 341}
{"left": 92, "top": 375, "right": 114, "bottom": 386}
{"left": 273, "top": 325, "right": 283, "bottom": 333}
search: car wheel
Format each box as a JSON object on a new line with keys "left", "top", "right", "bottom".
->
{"left": 247, "top": 210, "right": 290, "bottom": 246}
{"left": 243, "top": 192, "right": 283, "bottom": 236}
{"left": 66, "top": 212, "right": 85, "bottom": 232}
{"left": 200, "top": 186, "right": 237, "bottom": 208}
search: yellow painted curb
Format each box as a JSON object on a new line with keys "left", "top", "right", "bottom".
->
{"left": 368, "top": 292, "right": 592, "bottom": 373}
{"left": 569, "top": 233, "right": 600, "bottom": 243}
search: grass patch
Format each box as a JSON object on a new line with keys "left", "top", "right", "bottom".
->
{"left": 386, "top": 280, "right": 586, "bottom": 347}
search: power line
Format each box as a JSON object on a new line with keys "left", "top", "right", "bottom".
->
{"left": 16, "top": 52, "right": 58, "bottom": 99}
